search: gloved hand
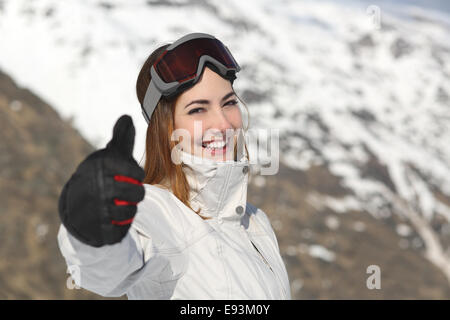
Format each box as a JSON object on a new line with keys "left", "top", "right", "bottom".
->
{"left": 58, "top": 115, "right": 145, "bottom": 247}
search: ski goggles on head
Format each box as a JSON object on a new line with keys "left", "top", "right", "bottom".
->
{"left": 142, "top": 32, "right": 241, "bottom": 124}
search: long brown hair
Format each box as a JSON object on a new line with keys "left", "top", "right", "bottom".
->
{"left": 135, "top": 43, "right": 250, "bottom": 220}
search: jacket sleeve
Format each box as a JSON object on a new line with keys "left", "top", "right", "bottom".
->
{"left": 57, "top": 223, "right": 151, "bottom": 297}
{"left": 57, "top": 184, "right": 190, "bottom": 297}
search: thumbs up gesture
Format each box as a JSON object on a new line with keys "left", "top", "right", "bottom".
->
{"left": 58, "top": 115, "right": 145, "bottom": 247}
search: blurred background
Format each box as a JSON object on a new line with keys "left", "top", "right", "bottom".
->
{"left": 0, "top": 0, "right": 449, "bottom": 299}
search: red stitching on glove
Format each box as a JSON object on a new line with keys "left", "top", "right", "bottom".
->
{"left": 114, "top": 175, "right": 143, "bottom": 185}
{"left": 111, "top": 218, "right": 134, "bottom": 226}
{"left": 114, "top": 198, "right": 137, "bottom": 206}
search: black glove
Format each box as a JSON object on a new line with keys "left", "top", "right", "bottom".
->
{"left": 58, "top": 115, "right": 145, "bottom": 247}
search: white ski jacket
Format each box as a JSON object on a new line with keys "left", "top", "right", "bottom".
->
{"left": 57, "top": 150, "right": 291, "bottom": 299}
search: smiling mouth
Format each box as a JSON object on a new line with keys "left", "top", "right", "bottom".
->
{"left": 201, "top": 138, "right": 231, "bottom": 155}
{"left": 202, "top": 140, "right": 227, "bottom": 149}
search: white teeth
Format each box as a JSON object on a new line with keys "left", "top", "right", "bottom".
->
{"left": 202, "top": 140, "right": 226, "bottom": 149}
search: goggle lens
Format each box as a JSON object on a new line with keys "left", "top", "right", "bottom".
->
{"left": 154, "top": 38, "right": 238, "bottom": 83}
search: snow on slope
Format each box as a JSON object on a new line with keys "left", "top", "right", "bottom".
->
{"left": 1, "top": 0, "right": 450, "bottom": 280}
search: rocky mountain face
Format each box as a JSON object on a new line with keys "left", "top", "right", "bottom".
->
{"left": 248, "top": 165, "right": 450, "bottom": 299}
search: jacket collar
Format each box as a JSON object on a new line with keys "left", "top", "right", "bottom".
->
{"left": 179, "top": 149, "right": 249, "bottom": 225}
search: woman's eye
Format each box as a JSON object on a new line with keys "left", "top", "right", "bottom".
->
{"left": 188, "top": 108, "right": 204, "bottom": 115}
{"left": 188, "top": 101, "right": 237, "bottom": 115}
{"left": 225, "top": 100, "right": 238, "bottom": 106}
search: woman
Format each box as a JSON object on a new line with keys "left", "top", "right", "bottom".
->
{"left": 57, "top": 33, "right": 291, "bottom": 299}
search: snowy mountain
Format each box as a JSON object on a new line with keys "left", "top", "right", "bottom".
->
{"left": 1, "top": 0, "right": 449, "bottom": 297}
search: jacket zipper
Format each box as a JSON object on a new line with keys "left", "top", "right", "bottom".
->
{"left": 251, "top": 242, "right": 272, "bottom": 271}
{"left": 250, "top": 240, "right": 287, "bottom": 299}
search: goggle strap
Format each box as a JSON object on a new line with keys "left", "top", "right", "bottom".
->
{"left": 142, "top": 79, "right": 161, "bottom": 124}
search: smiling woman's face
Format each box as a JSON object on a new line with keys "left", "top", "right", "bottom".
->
{"left": 173, "top": 66, "right": 243, "bottom": 161}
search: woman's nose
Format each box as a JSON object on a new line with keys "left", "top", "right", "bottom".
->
{"left": 207, "top": 107, "right": 233, "bottom": 132}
